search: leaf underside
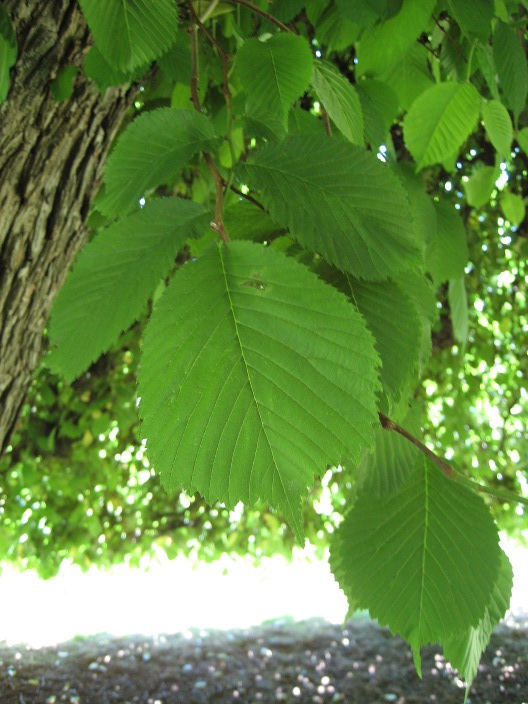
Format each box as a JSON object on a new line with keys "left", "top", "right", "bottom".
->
{"left": 138, "top": 241, "right": 381, "bottom": 540}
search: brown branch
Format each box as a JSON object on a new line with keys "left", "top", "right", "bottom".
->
{"left": 187, "top": 1, "right": 230, "bottom": 243}
{"left": 227, "top": 0, "right": 293, "bottom": 33}
{"left": 227, "top": 182, "right": 266, "bottom": 211}
{"left": 432, "top": 14, "right": 467, "bottom": 63}
{"left": 379, "top": 411, "right": 458, "bottom": 479}
{"left": 321, "top": 107, "right": 332, "bottom": 137}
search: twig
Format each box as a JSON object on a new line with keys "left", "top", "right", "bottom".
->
{"left": 198, "top": 0, "right": 220, "bottom": 23}
{"left": 379, "top": 411, "right": 457, "bottom": 479}
{"left": 379, "top": 411, "right": 528, "bottom": 507}
{"left": 227, "top": 0, "right": 293, "bottom": 33}
{"left": 187, "top": 1, "right": 231, "bottom": 243}
{"left": 321, "top": 107, "right": 332, "bottom": 137}
{"left": 227, "top": 182, "right": 266, "bottom": 211}
{"left": 432, "top": 14, "right": 467, "bottom": 63}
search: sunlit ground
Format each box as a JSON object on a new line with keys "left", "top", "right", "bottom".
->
{"left": 0, "top": 538, "right": 526, "bottom": 647}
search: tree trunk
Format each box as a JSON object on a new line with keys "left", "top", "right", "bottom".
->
{"left": 0, "top": 0, "right": 139, "bottom": 453}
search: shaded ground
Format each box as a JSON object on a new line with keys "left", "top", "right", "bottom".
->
{"left": 0, "top": 616, "right": 526, "bottom": 703}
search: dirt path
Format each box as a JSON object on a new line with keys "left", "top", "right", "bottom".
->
{"left": 1, "top": 616, "right": 526, "bottom": 703}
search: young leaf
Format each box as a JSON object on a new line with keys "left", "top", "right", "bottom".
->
{"left": 493, "top": 21, "right": 528, "bottom": 125}
{"left": 482, "top": 99, "right": 513, "bottom": 156}
{"left": 464, "top": 165, "right": 499, "bottom": 208}
{"left": 235, "top": 33, "right": 313, "bottom": 137}
{"left": 47, "top": 199, "right": 209, "bottom": 381}
{"left": 448, "top": 277, "right": 469, "bottom": 345}
{"left": 99, "top": 108, "right": 218, "bottom": 216}
{"left": 312, "top": 61, "right": 363, "bottom": 144}
{"left": 78, "top": 0, "right": 179, "bottom": 71}
{"left": 442, "top": 550, "right": 513, "bottom": 684}
{"left": 238, "top": 136, "right": 419, "bottom": 280}
{"left": 378, "top": 44, "right": 434, "bottom": 111}
{"left": 330, "top": 457, "right": 502, "bottom": 675}
{"left": 403, "top": 82, "right": 480, "bottom": 170}
{"left": 138, "top": 241, "right": 381, "bottom": 541}
{"left": 500, "top": 191, "right": 526, "bottom": 226}
{"left": 425, "top": 200, "right": 469, "bottom": 286}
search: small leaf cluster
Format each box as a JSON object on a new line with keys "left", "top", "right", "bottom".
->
{"left": 8, "top": 0, "right": 528, "bottom": 687}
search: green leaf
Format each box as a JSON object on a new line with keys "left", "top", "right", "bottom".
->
{"left": 51, "top": 66, "right": 79, "bottom": 102}
{"left": 500, "top": 191, "right": 526, "bottom": 226}
{"left": 356, "top": 413, "right": 423, "bottom": 497}
{"left": 446, "top": 0, "right": 493, "bottom": 39}
{"left": 47, "top": 199, "right": 209, "bottom": 381}
{"left": 235, "top": 33, "right": 313, "bottom": 136}
{"left": 404, "top": 82, "right": 480, "bottom": 170}
{"left": 84, "top": 45, "right": 146, "bottom": 91}
{"left": 336, "top": 0, "right": 397, "bottom": 28}
{"left": 326, "top": 273, "right": 422, "bottom": 401}
{"left": 223, "top": 200, "right": 283, "bottom": 242}
{"left": 138, "top": 241, "right": 381, "bottom": 540}
{"left": 425, "top": 200, "right": 469, "bottom": 286}
{"left": 312, "top": 61, "right": 363, "bottom": 144}
{"left": 516, "top": 126, "right": 528, "bottom": 155}
{"left": 493, "top": 21, "right": 528, "bottom": 125}
{"left": 448, "top": 277, "right": 469, "bottom": 344}
{"left": 78, "top": 0, "right": 179, "bottom": 71}
{"left": 330, "top": 457, "right": 502, "bottom": 674}
{"left": 443, "top": 550, "right": 513, "bottom": 684}
{"left": 0, "top": 3, "right": 17, "bottom": 104}
{"left": 356, "top": 78, "right": 399, "bottom": 148}
{"left": 271, "top": 0, "right": 305, "bottom": 22}
{"left": 378, "top": 44, "right": 434, "bottom": 111}
{"left": 99, "top": 108, "right": 218, "bottom": 216}
{"left": 482, "top": 99, "right": 513, "bottom": 156}
{"left": 238, "top": 136, "right": 419, "bottom": 280}
{"left": 475, "top": 43, "right": 499, "bottom": 100}
{"left": 464, "top": 165, "right": 499, "bottom": 207}
{"left": 356, "top": 0, "right": 435, "bottom": 77}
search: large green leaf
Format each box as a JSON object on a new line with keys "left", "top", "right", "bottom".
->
{"left": 138, "top": 241, "right": 381, "bottom": 540}
{"left": 482, "top": 99, "right": 513, "bottom": 156}
{"left": 378, "top": 44, "right": 434, "bottom": 111}
{"left": 235, "top": 33, "right": 313, "bottom": 136}
{"left": 99, "top": 108, "right": 218, "bottom": 216}
{"left": 237, "top": 136, "right": 419, "bottom": 279}
{"left": 330, "top": 457, "right": 502, "bottom": 674}
{"left": 78, "top": 0, "right": 178, "bottom": 71}
{"left": 47, "top": 199, "right": 209, "bottom": 381}
{"left": 493, "top": 21, "right": 528, "bottom": 125}
{"left": 443, "top": 550, "right": 513, "bottom": 684}
{"left": 356, "top": 0, "right": 435, "bottom": 77}
{"left": 0, "top": 4, "right": 17, "bottom": 104}
{"left": 425, "top": 200, "right": 469, "bottom": 286}
{"left": 312, "top": 61, "right": 363, "bottom": 144}
{"left": 447, "top": 0, "right": 493, "bottom": 39}
{"left": 403, "top": 82, "right": 480, "bottom": 170}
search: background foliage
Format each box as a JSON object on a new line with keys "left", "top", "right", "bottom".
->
{"left": 0, "top": 0, "right": 527, "bottom": 687}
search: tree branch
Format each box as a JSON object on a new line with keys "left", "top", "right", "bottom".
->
{"left": 379, "top": 411, "right": 457, "bottom": 479}
{"left": 187, "top": 1, "right": 230, "bottom": 243}
{"left": 227, "top": 0, "right": 293, "bottom": 33}
{"left": 379, "top": 411, "right": 528, "bottom": 507}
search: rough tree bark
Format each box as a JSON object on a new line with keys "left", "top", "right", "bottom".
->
{"left": 0, "top": 1, "right": 140, "bottom": 454}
